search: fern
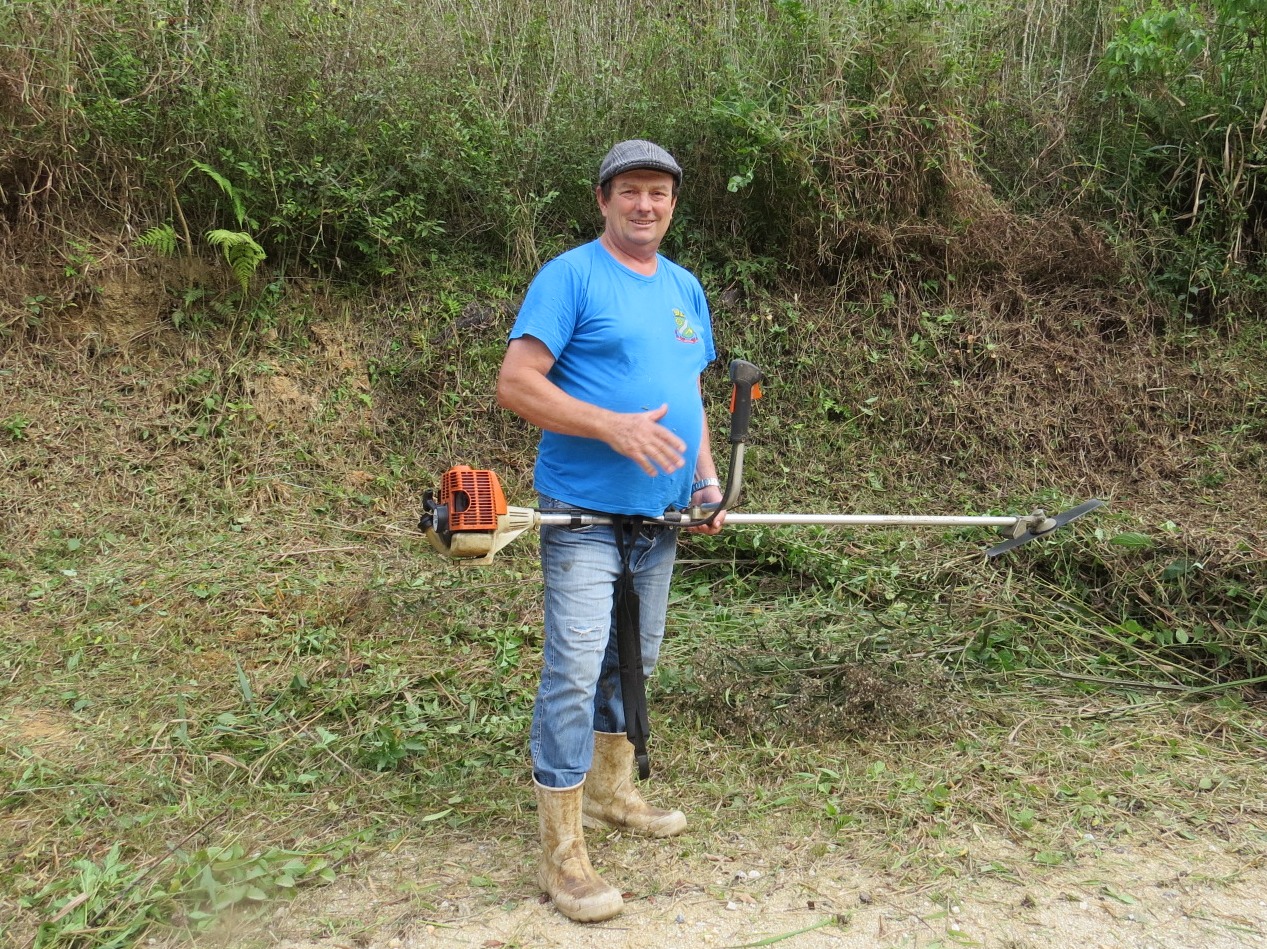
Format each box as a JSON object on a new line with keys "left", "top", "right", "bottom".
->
{"left": 135, "top": 223, "right": 179, "bottom": 257}
{"left": 192, "top": 160, "right": 252, "bottom": 228}
{"left": 206, "top": 229, "right": 266, "bottom": 293}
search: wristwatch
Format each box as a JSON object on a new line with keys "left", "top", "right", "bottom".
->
{"left": 691, "top": 477, "right": 721, "bottom": 493}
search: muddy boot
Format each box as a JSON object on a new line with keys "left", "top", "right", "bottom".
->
{"left": 535, "top": 779, "right": 623, "bottom": 922}
{"left": 582, "top": 731, "right": 687, "bottom": 837}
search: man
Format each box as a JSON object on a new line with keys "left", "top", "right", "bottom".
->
{"left": 496, "top": 140, "right": 725, "bottom": 923}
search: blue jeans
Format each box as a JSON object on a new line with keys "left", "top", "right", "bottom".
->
{"left": 531, "top": 496, "right": 679, "bottom": 788}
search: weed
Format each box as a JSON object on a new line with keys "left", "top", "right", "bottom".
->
{"left": 2, "top": 413, "right": 32, "bottom": 440}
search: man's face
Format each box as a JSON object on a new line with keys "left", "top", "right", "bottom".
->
{"left": 597, "top": 169, "right": 678, "bottom": 257}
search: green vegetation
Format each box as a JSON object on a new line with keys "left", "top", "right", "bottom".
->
{"left": 3, "top": 0, "right": 1263, "bottom": 310}
{"left": 1, "top": 0, "right": 1265, "bottom": 945}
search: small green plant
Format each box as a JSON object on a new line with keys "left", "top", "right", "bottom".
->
{"left": 170, "top": 286, "right": 212, "bottom": 331}
{"left": 189, "top": 161, "right": 267, "bottom": 293}
{"left": 289, "top": 624, "right": 340, "bottom": 656}
{"left": 171, "top": 843, "right": 339, "bottom": 930}
{"left": 20, "top": 840, "right": 344, "bottom": 945}
{"left": 61, "top": 238, "right": 95, "bottom": 279}
{"left": 134, "top": 223, "right": 180, "bottom": 257}
{"left": 359, "top": 722, "right": 427, "bottom": 772}
{"left": 21, "top": 844, "right": 162, "bottom": 948}
{"left": 136, "top": 169, "right": 266, "bottom": 295}
{"left": 206, "top": 228, "right": 267, "bottom": 293}
{"left": 2, "top": 414, "right": 31, "bottom": 440}
{"left": 22, "top": 295, "right": 49, "bottom": 320}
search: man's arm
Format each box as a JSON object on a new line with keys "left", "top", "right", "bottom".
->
{"left": 496, "top": 335, "right": 689, "bottom": 478}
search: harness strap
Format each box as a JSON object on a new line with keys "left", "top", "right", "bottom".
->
{"left": 611, "top": 515, "right": 651, "bottom": 780}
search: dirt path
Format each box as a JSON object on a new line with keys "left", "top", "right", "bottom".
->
{"left": 248, "top": 826, "right": 1266, "bottom": 949}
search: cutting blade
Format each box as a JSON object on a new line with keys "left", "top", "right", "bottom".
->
{"left": 985, "top": 498, "right": 1106, "bottom": 558}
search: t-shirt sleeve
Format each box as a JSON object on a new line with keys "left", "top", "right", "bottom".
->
{"left": 508, "top": 256, "right": 583, "bottom": 359}
{"left": 693, "top": 277, "right": 716, "bottom": 364}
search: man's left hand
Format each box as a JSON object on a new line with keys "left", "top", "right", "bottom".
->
{"left": 687, "top": 484, "right": 726, "bottom": 535}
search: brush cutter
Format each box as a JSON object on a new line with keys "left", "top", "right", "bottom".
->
{"left": 419, "top": 359, "right": 1104, "bottom": 563}
{"left": 418, "top": 359, "right": 1104, "bottom": 778}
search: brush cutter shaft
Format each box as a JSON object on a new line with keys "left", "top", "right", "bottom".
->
{"left": 426, "top": 503, "right": 1097, "bottom": 562}
{"left": 536, "top": 511, "right": 1025, "bottom": 529}
{"left": 723, "top": 513, "right": 1026, "bottom": 528}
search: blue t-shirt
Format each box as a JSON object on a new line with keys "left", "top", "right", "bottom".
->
{"left": 509, "top": 240, "right": 715, "bottom": 516}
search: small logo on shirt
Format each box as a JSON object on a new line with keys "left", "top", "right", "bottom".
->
{"left": 673, "top": 309, "right": 700, "bottom": 343}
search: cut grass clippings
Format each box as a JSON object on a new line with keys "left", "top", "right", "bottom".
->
{"left": 2, "top": 270, "right": 1266, "bottom": 946}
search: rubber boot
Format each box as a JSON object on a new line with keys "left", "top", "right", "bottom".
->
{"left": 535, "top": 779, "right": 623, "bottom": 922}
{"left": 582, "top": 731, "right": 687, "bottom": 837}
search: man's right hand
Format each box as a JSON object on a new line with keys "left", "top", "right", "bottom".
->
{"left": 604, "top": 403, "right": 686, "bottom": 477}
{"left": 500, "top": 338, "right": 691, "bottom": 477}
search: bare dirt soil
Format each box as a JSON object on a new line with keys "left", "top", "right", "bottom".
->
{"left": 239, "top": 823, "right": 1267, "bottom": 949}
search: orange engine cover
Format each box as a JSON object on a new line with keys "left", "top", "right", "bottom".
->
{"left": 439, "top": 466, "right": 508, "bottom": 532}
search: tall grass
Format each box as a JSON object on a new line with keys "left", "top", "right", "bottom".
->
{"left": 3, "top": 0, "right": 1261, "bottom": 315}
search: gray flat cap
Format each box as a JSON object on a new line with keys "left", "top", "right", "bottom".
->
{"left": 598, "top": 140, "right": 682, "bottom": 187}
